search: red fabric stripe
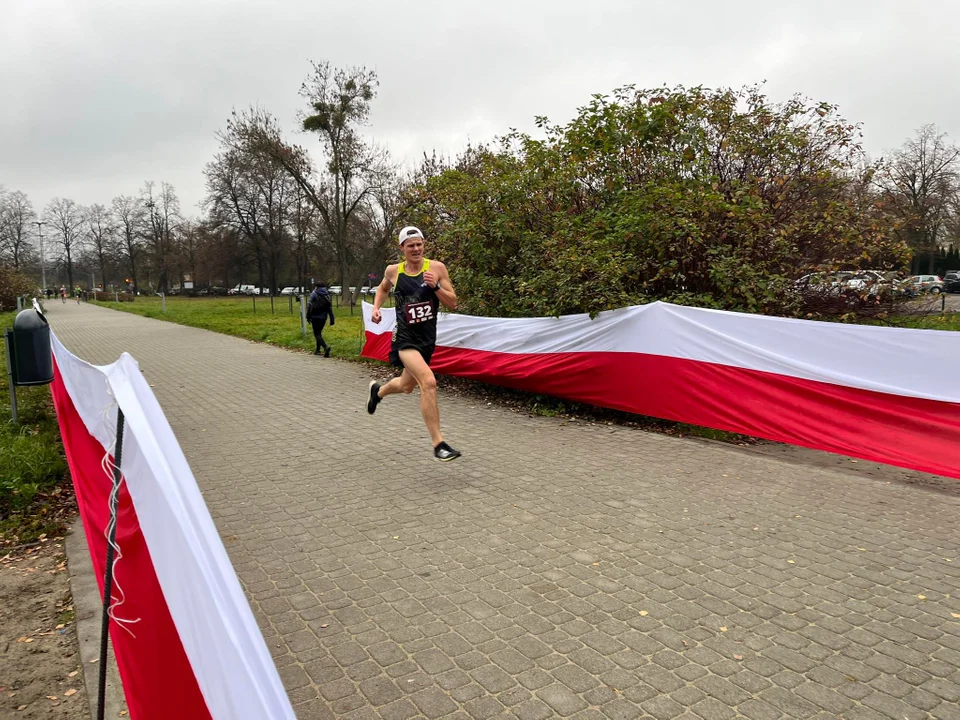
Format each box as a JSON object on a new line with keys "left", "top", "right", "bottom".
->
{"left": 363, "top": 333, "right": 960, "bottom": 479}
{"left": 50, "top": 358, "right": 212, "bottom": 720}
{"left": 361, "top": 331, "right": 392, "bottom": 361}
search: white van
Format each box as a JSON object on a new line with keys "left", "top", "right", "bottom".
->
{"left": 228, "top": 284, "right": 256, "bottom": 296}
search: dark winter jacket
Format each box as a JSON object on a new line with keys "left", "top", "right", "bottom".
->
{"left": 307, "top": 288, "right": 335, "bottom": 324}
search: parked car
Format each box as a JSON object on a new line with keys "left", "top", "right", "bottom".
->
{"left": 794, "top": 271, "right": 853, "bottom": 296}
{"left": 944, "top": 272, "right": 960, "bottom": 293}
{"left": 911, "top": 275, "right": 944, "bottom": 294}
{"left": 228, "top": 284, "right": 256, "bottom": 295}
{"left": 843, "top": 270, "right": 887, "bottom": 293}
{"left": 328, "top": 285, "right": 342, "bottom": 295}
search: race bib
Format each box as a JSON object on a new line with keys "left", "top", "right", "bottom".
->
{"left": 404, "top": 301, "right": 434, "bottom": 325}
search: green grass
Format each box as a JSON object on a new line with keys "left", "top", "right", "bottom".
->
{"left": 91, "top": 295, "right": 377, "bottom": 359}
{"left": 0, "top": 311, "right": 70, "bottom": 545}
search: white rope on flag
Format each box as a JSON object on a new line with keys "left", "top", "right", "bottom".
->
{"left": 99, "top": 400, "right": 141, "bottom": 638}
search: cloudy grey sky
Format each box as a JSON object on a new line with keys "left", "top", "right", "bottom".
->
{"left": 2, "top": 0, "right": 957, "bottom": 217}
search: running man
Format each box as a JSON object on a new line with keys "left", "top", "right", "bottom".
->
{"left": 367, "top": 226, "right": 461, "bottom": 461}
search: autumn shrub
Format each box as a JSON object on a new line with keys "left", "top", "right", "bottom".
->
{"left": 404, "top": 84, "right": 910, "bottom": 319}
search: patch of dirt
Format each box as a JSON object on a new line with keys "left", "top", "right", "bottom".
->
{"left": 1, "top": 533, "right": 89, "bottom": 719}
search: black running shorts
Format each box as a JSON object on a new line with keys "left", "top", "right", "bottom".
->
{"left": 390, "top": 342, "right": 435, "bottom": 369}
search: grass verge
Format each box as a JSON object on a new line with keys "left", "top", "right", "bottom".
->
{"left": 0, "top": 311, "right": 72, "bottom": 547}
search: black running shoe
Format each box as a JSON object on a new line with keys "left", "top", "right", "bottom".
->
{"left": 367, "top": 381, "right": 382, "bottom": 414}
{"left": 434, "top": 441, "right": 461, "bottom": 462}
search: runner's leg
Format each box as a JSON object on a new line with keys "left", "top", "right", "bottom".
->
{"left": 377, "top": 369, "right": 417, "bottom": 398}
{"left": 397, "top": 348, "right": 443, "bottom": 446}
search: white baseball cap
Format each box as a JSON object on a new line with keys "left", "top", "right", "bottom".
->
{"left": 398, "top": 226, "right": 424, "bottom": 245}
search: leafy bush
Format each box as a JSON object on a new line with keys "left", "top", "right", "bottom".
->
{"left": 0, "top": 265, "right": 35, "bottom": 312}
{"left": 404, "top": 84, "right": 910, "bottom": 319}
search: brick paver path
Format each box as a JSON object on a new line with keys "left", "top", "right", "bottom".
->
{"left": 49, "top": 302, "right": 960, "bottom": 720}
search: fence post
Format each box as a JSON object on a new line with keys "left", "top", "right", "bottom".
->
{"left": 4, "top": 329, "right": 18, "bottom": 424}
{"left": 300, "top": 294, "right": 307, "bottom": 337}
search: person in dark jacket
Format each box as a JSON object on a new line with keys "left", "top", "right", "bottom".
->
{"left": 306, "top": 282, "right": 335, "bottom": 357}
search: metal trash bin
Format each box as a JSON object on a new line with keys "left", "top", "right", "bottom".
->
{"left": 11, "top": 309, "right": 53, "bottom": 386}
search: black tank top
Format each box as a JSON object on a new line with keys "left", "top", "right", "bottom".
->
{"left": 393, "top": 259, "right": 440, "bottom": 348}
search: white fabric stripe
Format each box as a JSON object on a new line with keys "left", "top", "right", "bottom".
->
{"left": 52, "top": 334, "right": 295, "bottom": 720}
{"left": 362, "top": 301, "right": 960, "bottom": 404}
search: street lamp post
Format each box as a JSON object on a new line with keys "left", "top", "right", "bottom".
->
{"left": 34, "top": 221, "right": 46, "bottom": 290}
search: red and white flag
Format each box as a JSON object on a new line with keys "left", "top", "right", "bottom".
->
{"left": 50, "top": 333, "right": 295, "bottom": 719}
{"left": 363, "top": 300, "right": 960, "bottom": 480}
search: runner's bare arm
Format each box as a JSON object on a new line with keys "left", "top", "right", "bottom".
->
{"left": 372, "top": 265, "right": 398, "bottom": 323}
{"left": 431, "top": 261, "right": 457, "bottom": 311}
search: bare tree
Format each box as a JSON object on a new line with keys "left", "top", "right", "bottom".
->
{"left": 44, "top": 197, "right": 84, "bottom": 289}
{"left": 289, "top": 182, "right": 317, "bottom": 293}
{"left": 224, "top": 61, "right": 393, "bottom": 302}
{"left": 112, "top": 194, "right": 145, "bottom": 293}
{"left": 85, "top": 203, "right": 115, "bottom": 289}
{"left": 142, "top": 181, "right": 180, "bottom": 293}
{"left": 206, "top": 117, "right": 301, "bottom": 299}
{"left": 878, "top": 124, "right": 960, "bottom": 273}
{"left": 204, "top": 141, "right": 270, "bottom": 291}
{"left": 0, "top": 188, "right": 37, "bottom": 271}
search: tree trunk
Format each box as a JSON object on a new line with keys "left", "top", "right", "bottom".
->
{"left": 66, "top": 248, "right": 74, "bottom": 289}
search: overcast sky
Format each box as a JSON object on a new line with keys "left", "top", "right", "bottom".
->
{"left": 2, "top": 0, "right": 958, "bottom": 217}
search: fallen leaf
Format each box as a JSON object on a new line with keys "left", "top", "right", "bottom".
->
{"left": 23, "top": 638, "right": 33, "bottom": 643}
{"left": 18, "top": 706, "right": 26, "bottom": 711}
{"left": 320, "top": 624, "right": 329, "bottom": 629}
{"left": 47, "top": 696, "right": 59, "bottom": 701}
{"left": 951, "top": 613, "right": 960, "bottom": 619}
{"left": 17, "top": 637, "right": 28, "bottom": 643}
{"left": 734, "top": 654, "right": 743, "bottom": 660}
{"left": 64, "top": 689, "right": 77, "bottom": 697}
{"left": 918, "top": 594, "right": 927, "bottom": 600}
{"left": 720, "top": 627, "right": 728, "bottom": 632}
{"left": 68, "top": 671, "right": 78, "bottom": 678}
{"left": 945, "top": 559, "right": 953, "bottom": 562}
{"left": 639, "top": 610, "right": 648, "bottom": 616}
{"left": 857, "top": 547, "right": 866, "bottom": 552}
{"left": 89, "top": 658, "right": 99, "bottom": 663}
{"left": 592, "top": 562, "right": 600, "bottom": 566}
{"left": 392, "top": 536, "right": 399, "bottom": 540}
{"left": 56, "top": 624, "right": 65, "bottom": 630}
{"left": 787, "top": 560, "right": 796, "bottom": 564}
{"left": 120, "top": 712, "right": 128, "bottom": 717}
